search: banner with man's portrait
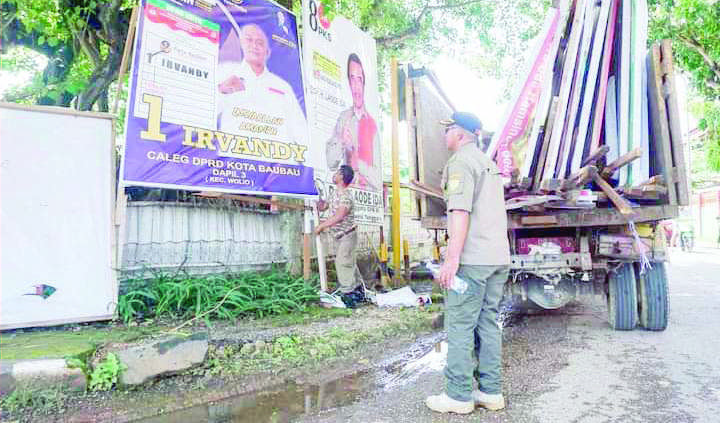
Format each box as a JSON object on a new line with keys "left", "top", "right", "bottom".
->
{"left": 121, "top": 0, "right": 318, "bottom": 197}
{"left": 301, "top": 0, "right": 383, "bottom": 225}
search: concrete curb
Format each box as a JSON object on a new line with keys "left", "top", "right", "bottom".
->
{"left": 0, "top": 358, "right": 86, "bottom": 395}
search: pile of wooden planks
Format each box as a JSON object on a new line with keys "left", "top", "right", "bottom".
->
{"left": 488, "top": 0, "right": 688, "bottom": 216}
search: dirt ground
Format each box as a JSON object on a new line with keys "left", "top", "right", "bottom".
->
{"left": 1, "top": 305, "right": 441, "bottom": 423}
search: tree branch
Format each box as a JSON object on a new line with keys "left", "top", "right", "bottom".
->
{"left": 375, "top": 0, "right": 484, "bottom": 48}
{"left": 678, "top": 34, "right": 720, "bottom": 86}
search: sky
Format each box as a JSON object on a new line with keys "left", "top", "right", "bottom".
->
{"left": 433, "top": 56, "right": 507, "bottom": 133}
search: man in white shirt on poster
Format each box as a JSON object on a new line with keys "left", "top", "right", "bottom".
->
{"left": 217, "top": 23, "right": 308, "bottom": 158}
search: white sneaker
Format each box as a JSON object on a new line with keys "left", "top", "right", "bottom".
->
{"left": 472, "top": 390, "right": 505, "bottom": 410}
{"left": 425, "top": 393, "right": 474, "bottom": 414}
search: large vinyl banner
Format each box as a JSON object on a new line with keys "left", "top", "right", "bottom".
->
{"left": 302, "top": 0, "right": 383, "bottom": 225}
{"left": 122, "top": 0, "right": 317, "bottom": 197}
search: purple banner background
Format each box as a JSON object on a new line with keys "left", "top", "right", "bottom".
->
{"left": 122, "top": 0, "right": 317, "bottom": 196}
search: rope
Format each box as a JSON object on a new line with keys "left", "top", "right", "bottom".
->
{"left": 629, "top": 221, "right": 652, "bottom": 274}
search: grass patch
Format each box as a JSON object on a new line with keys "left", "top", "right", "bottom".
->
{"left": 0, "top": 327, "right": 156, "bottom": 360}
{"left": 0, "top": 384, "right": 68, "bottom": 416}
{"left": 205, "top": 308, "right": 436, "bottom": 377}
{"left": 118, "top": 270, "right": 320, "bottom": 324}
{"left": 265, "top": 306, "right": 353, "bottom": 327}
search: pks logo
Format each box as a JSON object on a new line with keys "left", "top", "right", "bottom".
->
{"left": 308, "top": 0, "right": 332, "bottom": 41}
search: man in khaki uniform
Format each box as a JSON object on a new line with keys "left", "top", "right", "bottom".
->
{"left": 315, "top": 165, "right": 363, "bottom": 293}
{"left": 426, "top": 112, "right": 510, "bottom": 414}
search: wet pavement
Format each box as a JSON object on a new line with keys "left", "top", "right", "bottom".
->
{"left": 142, "top": 250, "right": 720, "bottom": 422}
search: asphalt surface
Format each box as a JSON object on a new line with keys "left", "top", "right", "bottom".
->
{"left": 295, "top": 249, "right": 720, "bottom": 423}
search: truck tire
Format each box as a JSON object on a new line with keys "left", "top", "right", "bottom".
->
{"left": 607, "top": 263, "right": 638, "bottom": 330}
{"left": 635, "top": 262, "right": 669, "bottom": 331}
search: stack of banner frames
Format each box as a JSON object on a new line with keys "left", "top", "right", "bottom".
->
{"left": 492, "top": 0, "right": 689, "bottom": 215}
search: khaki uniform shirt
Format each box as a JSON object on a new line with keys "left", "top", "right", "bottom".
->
{"left": 441, "top": 142, "right": 510, "bottom": 265}
{"left": 328, "top": 188, "right": 355, "bottom": 237}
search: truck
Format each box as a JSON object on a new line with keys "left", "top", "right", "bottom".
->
{"left": 402, "top": 37, "right": 687, "bottom": 331}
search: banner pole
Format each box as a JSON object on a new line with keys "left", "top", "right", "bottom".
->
{"left": 313, "top": 203, "right": 328, "bottom": 291}
{"left": 303, "top": 202, "right": 312, "bottom": 280}
{"left": 390, "top": 57, "right": 403, "bottom": 284}
{"left": 112, "top": 6, "right": 138, "bottom": 115}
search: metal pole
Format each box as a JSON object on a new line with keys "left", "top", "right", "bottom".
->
{"left": 390, "top": 57, "right": 402, "bottom": 282}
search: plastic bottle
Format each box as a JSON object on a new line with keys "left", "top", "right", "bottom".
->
{"left": 425, "top": 261, "right": 469, "bottom": 294}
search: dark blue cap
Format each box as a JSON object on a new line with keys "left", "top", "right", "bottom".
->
{"left": 440, "top": 111, "right": 483, "bottom": 133}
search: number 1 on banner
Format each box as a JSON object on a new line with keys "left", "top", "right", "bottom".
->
{"left": 140, "top": 94, "right": 166, "bottom": 142}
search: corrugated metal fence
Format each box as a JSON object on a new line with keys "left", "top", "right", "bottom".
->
{"left": 120, "top": 200, "right": 434, "bottom": 281}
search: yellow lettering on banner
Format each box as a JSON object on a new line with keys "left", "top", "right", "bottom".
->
{"left": 140, "top": 94, "right": 166, "bottom": 142}
{"left": 182, "top": 126, "right": 196, "bottom": 147}
{"left": 289, "top": 143, "right": 307, "bottom": 162}
{"left": 232, "top": 136, "right": 255, "bottom": 156}
{"left": 196, "top": 129, "right": 216, "bottom": 150}
{"left": 215, "top": 132, "right": 234, "bottom": 153}
{"left": 254, "top": 138, "right": 271, "bottom": 158}
{"left": 273, "top": 142, "right": 292, "bottom": 160}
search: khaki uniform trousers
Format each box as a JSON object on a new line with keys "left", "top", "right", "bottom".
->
{"left": 445, "top": 264, "right": 509, "bottom": 402}
{"left": 333, "top": 231, "right": 363, "bottom": 293}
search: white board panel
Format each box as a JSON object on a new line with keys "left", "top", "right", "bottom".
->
{"left": 0, "top": 104, "right": 115, "bottom": 329}
{"left": 605, "top": 75, "right": 619, "bottom": 177}
{"left": 570, "top": 0, "right": 612, "bottom": 175}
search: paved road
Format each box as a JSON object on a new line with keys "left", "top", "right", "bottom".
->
{"left": 296, "top": 250, "right": 720, "bottom": 423}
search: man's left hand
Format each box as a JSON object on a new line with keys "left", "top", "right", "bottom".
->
{"left": 314, "top": 223, "right": 325, "bottom": 235}
{"left": 437, "top": 258, "right": 459, "bottom": 289}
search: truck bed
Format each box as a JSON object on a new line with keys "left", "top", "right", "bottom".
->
{"left": 420, "top": 204, "right": 679, "bottom": 230}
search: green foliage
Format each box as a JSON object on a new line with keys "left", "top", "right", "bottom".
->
{"left": 0, "top": 384, "right": 68, "bottom": 415}
{"left": 689, "top": 99, "right": 720, "bottom": 175}
{"left": 649, "top": 0, "right": 720, "bottom": 98}
{"left": 88, "top": 353, "right": 125, "bottom": 391}
{"left": 117, "top": 271, "right": 320, "bottom": 323}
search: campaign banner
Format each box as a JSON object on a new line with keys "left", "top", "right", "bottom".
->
{"left": 121, "top": 0, "right": 317, "bottom": 197}
{"left": 491, "top": 8, "right": 560, "bottom": 177}
{"left": 301, "top": 0, "right": 383, "bottom": 225}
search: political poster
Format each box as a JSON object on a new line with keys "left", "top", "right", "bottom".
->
{"left": 490, "top": 8, "right": 560, "bottom": 178}
{"left": 121, "top": 0, "right": 317, "bottom": 197}
{"left": 301, "top": 0, "right": 383, "bottom": 225}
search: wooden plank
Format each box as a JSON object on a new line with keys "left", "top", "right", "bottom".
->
{"left": 425, "top": 204, "right": 679, "bottom": 230}
{"left": 113, "top": 5, "right": 139, "bottom": 115}
{"left": 565, "top": 165, "right": 595, "bottom": 189}
{"left": 617, "top": 0, "right": 632, "bottom": 186}
{"left": 590, "top": 166, "right": 634, "bottom": 216}
{"left": 581, "top": 145, "right": 610, "bottom": 167}
{"left": 507, "top": 204, "right": 678, "bottom": 229}
{"left": 539, "top": 178, "right": 565, "bottom": 192}
{"left": 506, "top": 195, "right": 562, "bottom": 210}
{"left": 601, "top": 147, "right": 642, "bottom": 179}
{"left": 647, "top": 44, "right": 678, "bottom": 205}
{"left": 660, "top": 40, "right": 690, "bottom": 206}
{"left": 520, "top": 215, "right": 559, "bottom": 226}
{"left": 637, "top": 175, "right": 664, "bottom": 186}
{"left": 543, "top": 0, "right": 588, "bottom": 181}
{"left": 569, "top": 0, "right": 613, "bottom": 175}
{"left": 588, "top": 0, "right": 620, "bottom": 154}
{"left": 557, "top": 0, "right": 600, "bottom": 179}
{"left": 533, "top": 97, "right": 560, "bottom": 190}
{"left": 409, "top": 180, "right": 444, "bottom": 199}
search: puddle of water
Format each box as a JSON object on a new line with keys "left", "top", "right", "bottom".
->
{"left": 136, "top": 335, "right": 445, "bottom": 423}
{"left": 136, "top": 373, "right": 375, "bottom": 423}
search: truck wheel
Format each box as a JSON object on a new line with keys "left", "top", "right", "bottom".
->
{"left": 607, "top": 263, "right": 638, "bottom": 330}
{"left": 635, "top": 262, "right": 669, "bottom": 331}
